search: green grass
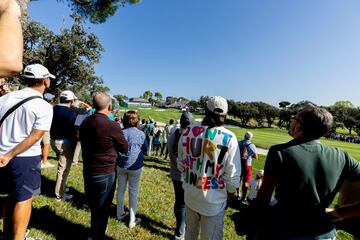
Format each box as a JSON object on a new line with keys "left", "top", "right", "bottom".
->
{"left": 0, "top": 154, "right": 245, "bottom": 240}
{"left": 229, "top": 127, "right": 360, "bottom": 160}
{"left": 117, "top": 107, "right": 204, "bottom": 125}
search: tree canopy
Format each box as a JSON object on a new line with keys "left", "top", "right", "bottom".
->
{"left": 333, "top": 101, "right": 355, "bottom": 108}
{"left": 59, "top": 0, "right": 141, "bottom": 23}
{"left": 7, "top": 14, "right": 106, "bottom": 102}
{"left": 20, "top": 0, "right": 141, "bottom": 23}
{"left": 142, "top": 90, "right": 152, "bottom": 100}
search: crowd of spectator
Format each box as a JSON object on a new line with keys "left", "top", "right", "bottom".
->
{"left": 325, "top": 133, "right": 360, "bottom": 144}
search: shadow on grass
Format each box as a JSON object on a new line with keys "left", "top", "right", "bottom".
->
{"left": 143, "top": 157, "right": 170, "bottom": 173}
{"left": 143, "top": 163, "right": 170, "bottom": 173}
{"left": 31, "top": 206, "right": 115, "bottom": 240}
{"left": 136, "top": 213, "right": 174, "bottom": 239}
{"left": 108, "top": 205, "right": 174, "bottom": 239}
{"left": 40, "top": 175, "right": 89, "bottom": 210}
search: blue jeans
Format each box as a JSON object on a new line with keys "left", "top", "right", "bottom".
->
{"left": 84, "top": 172, "right": 116, "bottom": 240}
{"left": 172, "top": 180, "right": 185, "bottom": 238}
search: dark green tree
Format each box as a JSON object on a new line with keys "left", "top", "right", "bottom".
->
{"left": 340, "top": 107, "right": 360, "bottom": 135}
{"left": 278, "top": 101, "right": 317, "bottom": 129}
{"left": 353, "top": 110, "right": 360, "bottom": 135}
{"left": 154, "top": 91, "right": 163, "bottom": 102}
{"left": 251, "top": 102, "right": 267, "bottom": 127}
{"left": 19, "top": 0, "right": 141, "bottom": 24}
{"left": 279, "top": 101, "right": 291, "bottom": 110}
{"left": 188, "top": 100, "right": 200, "bottom": 111}
{"left": 199, "top": 96, "right": 210, "bottom": 109}
{"left": 113, "top": 94, "right": 129, "bottom": 105}
{"left": 227, "top": 99, "right": 237, "bottom": 117}
{"left": 233, "top": 102, "right": 258, "bottom": 127}
{"left": 328, "top": 105, "right": 347, "bottom": 129}
{"left": 8, "top": 15, "right": 106, "bottom": 101}
{"left": 333, "top": 101, "right": 355, "bottom": 108}
{"left": 252, "top": 102, "right": 279, "bottom": 127}
{"left": 178, "top": 96, "right": 189, "bottom": 102}
{"left": 142, "top": 90, "right": 153, "bottom": 100}
{"left": 328, "top": 104, "right": 360, "bottom": 134}
{"left": 165, "top": 96, "right": 177, "bottom": 105}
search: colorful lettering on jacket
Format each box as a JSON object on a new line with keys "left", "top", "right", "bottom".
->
{"left": 181, "top": 126, "right": 232, "bottom": 191}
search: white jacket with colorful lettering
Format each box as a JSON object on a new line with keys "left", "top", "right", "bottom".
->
{"left": 177, "top": 122, "right": 241, "bottom": 216}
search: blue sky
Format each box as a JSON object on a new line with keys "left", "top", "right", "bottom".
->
{"left": 29, "top": 0, "right": 360, "bottom": 107}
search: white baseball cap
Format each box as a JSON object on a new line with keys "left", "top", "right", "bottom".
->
{"left": 60, "top": 90, "right": 77, "bottom": 101}
{"left": 206, "top": 96, "right": 228, "bottom": 115}
{"left": 23, "top": 64, "right": 55, "bottom": 79}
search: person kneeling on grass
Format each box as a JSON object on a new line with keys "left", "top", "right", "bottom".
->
{"left": 116, "top": 110, "right": 148, "bottom": 229}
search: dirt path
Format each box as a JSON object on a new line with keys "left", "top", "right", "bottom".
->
{"left": 257, "top": 147, "right": 269, "bottom": 155}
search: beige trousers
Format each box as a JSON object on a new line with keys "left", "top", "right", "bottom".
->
{"left": 51, "top": 140, "right": 75, "bottom": 198}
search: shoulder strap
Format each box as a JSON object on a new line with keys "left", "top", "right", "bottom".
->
{"left": 0, "top": 96, "right": 43, "bottom": 127}
{"left": 245, "top": 143, "right": 254, "bottom": 155}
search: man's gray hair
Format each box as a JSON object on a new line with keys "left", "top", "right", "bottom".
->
{"left": 93, "top": 93, "right": 112, "bottom": 111}
{"left": 244, "top": 132, "right": 253, "bottom": 140}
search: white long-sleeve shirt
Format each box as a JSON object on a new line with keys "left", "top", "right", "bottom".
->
{"left": 177, "top": 122, "right": 241, "bottom": 216}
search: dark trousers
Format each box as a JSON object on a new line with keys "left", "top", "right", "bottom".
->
{"left": 84, "top": 172, "right": 116, "bottom": 240}
{"left": 160, "top": 142, "right": 168, "bottom": 159}
{"left": 172, "top": 180, "right": 185, "bottom": 238}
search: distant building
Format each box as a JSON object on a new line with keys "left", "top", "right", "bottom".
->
{"left": 124, "top": 98, "right": 152, "bottom": 108}
{"left": 166, "top": 100, "right": 190, "bottom": 110}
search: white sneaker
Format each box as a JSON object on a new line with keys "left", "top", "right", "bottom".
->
{"left": 129, "top": 217, "right": 141, "bottom": 229}
{"left": 175, "top": 235, "right": 185, "bottom": 240}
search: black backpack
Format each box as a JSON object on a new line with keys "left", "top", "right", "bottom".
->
{"left": 240, "top": 143, "right": 250, "bottom": 162}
